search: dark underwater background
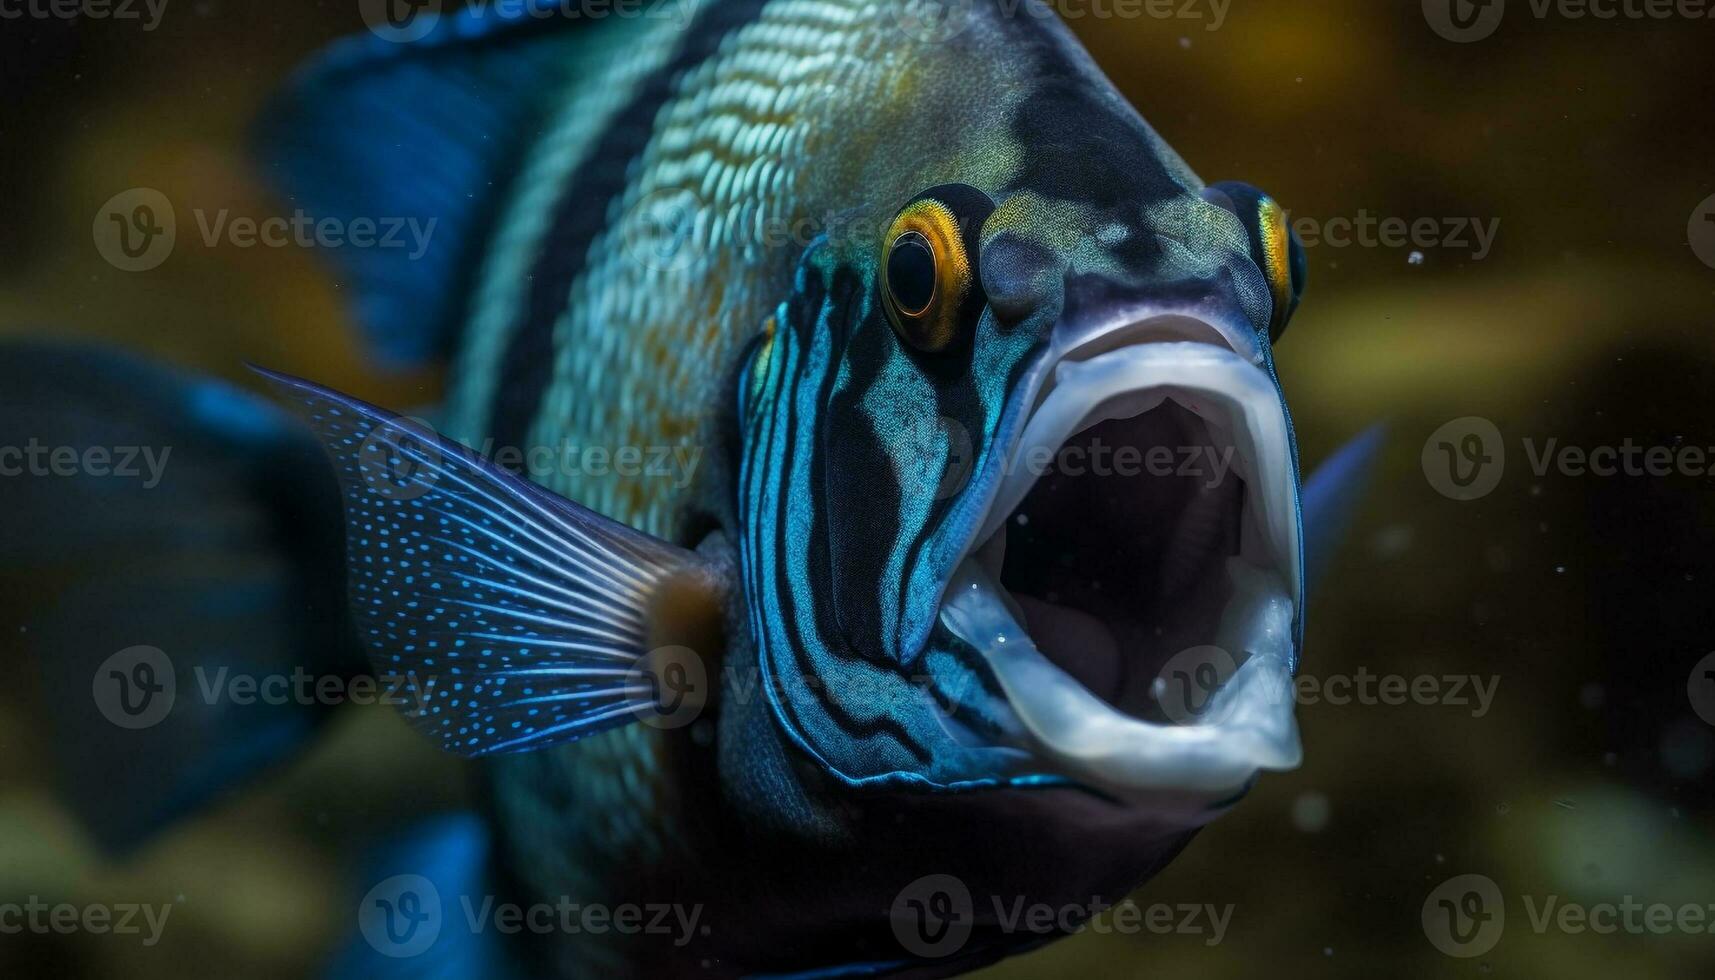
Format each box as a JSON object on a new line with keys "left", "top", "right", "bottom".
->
{"left": 2, "top": 2, "right": 1713, "bottom": 976}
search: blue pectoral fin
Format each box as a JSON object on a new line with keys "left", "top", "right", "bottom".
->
{"left": 1302, "top": 424, "right": 1387, "bottom": 590}
{"left": 0, "top": 342, "right": 365, "bottom": 853}
{"left": 251, "top": 2, "right": 591, "bottom": 367}
{"left": 329, "top": 813, "right": 526, "bottom": 980}
{"left": 257, "top": 368, "right": 724, "bottom": 757}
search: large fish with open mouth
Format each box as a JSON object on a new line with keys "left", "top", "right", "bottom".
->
{"left": 4, "top": 0, "right": 1380, "bottom": 976}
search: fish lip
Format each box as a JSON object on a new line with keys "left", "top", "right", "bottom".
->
{"left": 934, "top": 311, "right": 1304, "bottom": 800}
{"left": 944, "top": 310, "right": 1292, "bottom": 594}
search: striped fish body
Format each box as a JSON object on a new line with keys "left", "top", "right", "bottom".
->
{"left": 434, "top": 9, "right": 1185, "bottom": 973}
{"left": 0, "top": 0, "right": 1341, "bottom": 974}
{"left": 255, "top": 0, "right": 1307, "bottom": 975}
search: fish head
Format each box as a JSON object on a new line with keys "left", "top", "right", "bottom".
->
{"left": 729, "top": 5, "right": 1308, "bottom": 862}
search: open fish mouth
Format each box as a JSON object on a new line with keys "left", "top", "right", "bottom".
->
{"left": 939, "top": 322, "right": 1303, "bottom": 801}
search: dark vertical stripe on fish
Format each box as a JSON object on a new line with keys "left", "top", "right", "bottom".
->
{"left": 486, "top": 0, "right": 774, "bottom": 462}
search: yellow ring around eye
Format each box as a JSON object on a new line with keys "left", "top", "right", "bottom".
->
{"left": 883, "top": 198, "right": 973, "bottom": 352}
{"left": 1256, "top": 196, "right": 1293, "bottom": 320}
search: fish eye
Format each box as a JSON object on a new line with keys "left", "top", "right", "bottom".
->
{"left": 881, "top": 184, "right": 996, "bottom": 354}
{"left": 886, "top": 231, "right": 937, "bottom": 317}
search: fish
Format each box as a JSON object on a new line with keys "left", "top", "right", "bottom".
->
{"left": 2, "top": 1, "right": 1383, "bottom": 977}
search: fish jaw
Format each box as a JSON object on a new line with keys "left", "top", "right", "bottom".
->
{"left": 936, "top": 324, "right": 1305, "bottom": 808}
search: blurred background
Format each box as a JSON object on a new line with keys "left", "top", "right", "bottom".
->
{"left": 2, "top": 1, "right": 1713, "bottom": 977}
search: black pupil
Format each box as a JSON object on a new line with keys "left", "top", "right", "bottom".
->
{"left": 888, "top": 232, "right": 937, "bottom": 315}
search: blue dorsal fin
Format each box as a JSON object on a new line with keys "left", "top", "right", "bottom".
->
{"left": 1303, "top": 424, "right": 1387, "bottom": 590}
{"left": 256, "top": 367, "right": 724, "bottom": 757}
{"left": 251, "top": 3, "right": 591, "bottom": 367}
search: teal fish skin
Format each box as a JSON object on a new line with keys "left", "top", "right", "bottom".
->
{"left": 308, "top": 1, "right": 1307, "bottom": 975}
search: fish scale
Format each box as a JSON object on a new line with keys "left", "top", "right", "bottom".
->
{"left": 432, "top": 6, "right": 923, "bottom": 970}
{"left": 3, "top": 0, "right": 1361, "bottom": 975}
{"left": 447, "top": 1, "right": 946, "bottom": 538}
{"left": 201, "top": 1, "right": 1328, "bottom": 974}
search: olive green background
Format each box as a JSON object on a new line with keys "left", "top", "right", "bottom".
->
{"left": 2, "top": 2, "right": 1713, "bottom": 976}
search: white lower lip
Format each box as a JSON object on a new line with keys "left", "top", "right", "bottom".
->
{"left": 941, "top": 557, "right": 1300, "bottom": 796}
{"left": 941, "top": 341, "right": 1305, "bottom": 797}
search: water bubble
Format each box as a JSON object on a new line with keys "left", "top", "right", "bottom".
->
{"left": 1292, "top": 791, "right": 1331, "bottom": 833}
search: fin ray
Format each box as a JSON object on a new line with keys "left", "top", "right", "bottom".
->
{"left": 257, "top": 368, "right": 716, "bottom": 757}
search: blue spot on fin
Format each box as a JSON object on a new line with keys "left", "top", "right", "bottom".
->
{"left": 255, "top": 367, "right": 712, "bottom": 757}
{"left": 1303, "top": 423, "right": 1387, "bottom": 590}
{"left": 251, "top": 3, "right": 590, "bottom": 367}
